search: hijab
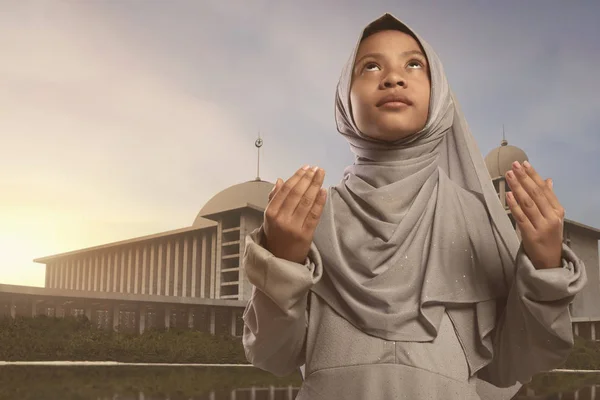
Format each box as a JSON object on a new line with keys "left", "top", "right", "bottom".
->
{"left": 311, "top": 13, "right": 521, "bottom": 366}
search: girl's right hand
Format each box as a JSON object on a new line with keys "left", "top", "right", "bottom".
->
{"left": 263, "top": 165, "right": 327, "bottom": 264}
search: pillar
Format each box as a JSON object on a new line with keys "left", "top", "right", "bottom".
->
{"left": 31, "top": 300, "right": 37, "bottom": 317}
{"left": 210, "top": 308, "right": 216, "bottom": 335}
{"left": 139, "top": 306, "right": 146, "bottom": 335}
{"left": 164, "top": 306, "right": 171, "bottom": 330}
{"left": 574, "top": 323, "right": 580, "bottom": 337}
{"left": 269, "top": 386, "right": 275, "bottom": 400}
{"left": 231, "top": 310, "right": 237, "bottom": 336}
{"left": 10, "top": 299, "right": 16, "bottom": 318}
{"left": 591, "top": 322, "right": 596, "bottom": 341}
{"left": 287, "top": 386, "right": 294, "bottom": 400}
{"left": 230, "top": 389, "right": 236, "bottom": 400}
{"left": 188, "top": 308, "right": 194, "bottom": 329}
{"left": 208, "top": 391, "right": 215, "bottom": 400}
{"left": 112, "top": 304, "right": 119, "bottom": 331}
{"left": 85, "top": 306, "right": 92, "bottom": 321}
{"left": 250, "top": 387, "right": 256, "bottom": 400}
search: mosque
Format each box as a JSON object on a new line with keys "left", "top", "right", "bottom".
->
{"left": 0, "top": 140, "right": 599, "bottom": 341}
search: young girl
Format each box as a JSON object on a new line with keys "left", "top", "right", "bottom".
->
{"left": 241, "top": 14, "right": 587, "bottom": 400}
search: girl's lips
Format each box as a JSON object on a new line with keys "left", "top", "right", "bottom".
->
{"left": 379, "top": 101, "right": 409, "bottom": 109}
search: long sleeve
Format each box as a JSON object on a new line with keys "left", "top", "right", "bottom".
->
{"left": 478, "top": 243, "right": 588, "bottom": 387}
{"left": 241, "top": 226, "right": 323, "bottom": 377}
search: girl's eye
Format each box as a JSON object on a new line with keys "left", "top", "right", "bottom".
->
{"left": 364, "top": 62, "right": 380, "bottom": 72}
{"left": 407, "top": 60, "right": 424, "bottom": 69}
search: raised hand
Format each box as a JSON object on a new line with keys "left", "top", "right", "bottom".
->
{"left": 263, "top": 165, "right": 327, "bottom": 264}
{"left": 505, "top": 161, "right": 564, "bottom": 269}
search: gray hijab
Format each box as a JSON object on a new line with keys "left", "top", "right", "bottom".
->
{"left": 311, "top": 13, "right": 521, "bottom": 366}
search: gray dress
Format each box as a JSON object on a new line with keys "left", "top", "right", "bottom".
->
{"left": 242, "top": 227, "right": 587, "bottom": 400}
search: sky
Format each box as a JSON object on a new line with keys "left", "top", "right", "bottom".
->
{"left": 1, "top": 0, "right": 599, "bottom": 287}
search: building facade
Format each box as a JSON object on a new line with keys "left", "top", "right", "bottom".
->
{"left": 0, "top": 140, "right": 599, "bottom": 341}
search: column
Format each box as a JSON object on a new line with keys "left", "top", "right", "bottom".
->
{"left": 142, "top": 245, "right": 148, "bottom": 295}
{"left": 85, "top": 306, "right": 92, "bottom": 321}
{"left": 591, "top": 322, "right": 596, "bottom": 341}
{"left": 191, "top": 236, "right": 198, "bottom": 297}
{"left": 100, "top": 253, "right": 106, "bottom": 292}
{"left": 164, "top": 306, "right": 171, "bottom": 329}
{"left": 251, "top": 387, "right": 256, "bottom": 400}
{"left": 10, "top": 299, "right": 16, "bottom": 318}
{"left": 119, "top": 250, "right": 126, "bottom": 293}
{"left": 182, "top": 237, "right": 189, "bottom": 297}
{"left": 188, "top": 307, "right": 194, "bottom": 329}
{"left": 174, "top": 240, "right": 180, "bottom": 296}
{"left": 200, "top": 235, "right": 207, "bottom": 298}
{"left": 269, "top": 386, "right": 275, "bottom": 400}
{"left": 31, "top": 300, "right": 37, "bottom": 317}
{"left": 209, "top": 307, "right": 215, "bottom": 335}
{"left": 112, "top": 304, "right": 119, "bottom": 331}
{"left": 287, "top": 386, "right": 294, "bottom": 400}
{"left": 87, "top": 257, "right": 93, "bottom": 291}
{"left": 231, "top": 310, "right": 236, "bottom": 336}
{"left": 574, "top": 323, "right": 580, "bottom": 337}
{"left": 134, "top": 247, "right": 140, "bottom": 294}
{"left": 149, "top": 244, "right": 155, "bottom": 295}
{"left": 113, "top": 253, "right": 118, "bottom": 292}
{"left": 165, "top": 242, "right": 172, "bottom": 296}
{"left": 139, "top": 305, "right": 146, "bottom": 334}
{"left": 127, "top": 248, "right": 133, "bottom": 293}
{"left": 93, "top": 256, "right": 99, "bottom": 291}
{"left": 157, "top": 243, "right": 163, "bottom": 296}
{"left": 58, "top": 261, "right": 64, "bottom": 289}
{"left": 75, "top": 259, "right": 81, "bottom": 290}
{"left": 106, "top": 253, "right": 112, "bottom": 293}
{"left": 210, "top": 232, "right": 216, "bottom": 298}
{"left": 50, "top": 264, "right": 57, "bottom": 288}
{"left": 230, "top": 390, "right": 236, "bottom": 400}
{"left": 215, "top": 223, "right": 222, "bottom": 298}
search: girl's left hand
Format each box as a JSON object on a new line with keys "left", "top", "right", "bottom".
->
{"left": 505, "top": 161, "right": 564, "bottom": 270}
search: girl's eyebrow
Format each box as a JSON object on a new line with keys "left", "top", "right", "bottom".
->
{"left": 355, "top": 49, "right": 426, "bottom": 66}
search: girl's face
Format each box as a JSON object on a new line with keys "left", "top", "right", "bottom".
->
{"left": 350, "top": 30, "right": 431, "bottom": 142}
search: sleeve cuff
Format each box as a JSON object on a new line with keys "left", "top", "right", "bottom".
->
{"left": 515, "top": 243, "right": 588, "bottom": 302}
{"left": 243, "top": 226, "right": 323, "bottom": 312}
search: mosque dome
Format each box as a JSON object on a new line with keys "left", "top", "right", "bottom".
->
{"left": 193, "top": 179, "right": 274, "bottom": 225}
{"left": 484, "top": 139, "right": 529, "bottom": 179}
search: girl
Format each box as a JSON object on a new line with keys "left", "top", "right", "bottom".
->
{"left": 241, "top": 14, "right": 587, "bottom": 400}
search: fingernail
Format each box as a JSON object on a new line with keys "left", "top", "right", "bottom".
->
{"left": 302, "top": 165, "right": 310, "bottom": 170}
{"left": 523, "top": 161, "right": 531, "bottom": 169}
{"left": 512, "top": 161, "right": 521, "bottom": 170}
{"left": 506, "top": 171, "right": 515, "bottom": 179}
{"left": 312, "top": 165, "right": 319, "bottom": 172}
{"left": 549, "top": 178, "right": 553, "bottom": 189}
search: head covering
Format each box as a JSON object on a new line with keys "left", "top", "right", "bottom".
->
{"left": 311, "top": 13, "right": 520, "bottom": 353}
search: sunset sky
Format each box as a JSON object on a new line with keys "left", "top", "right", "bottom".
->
{"left": 1, "top": 1, "right": 599, "bottom": 287}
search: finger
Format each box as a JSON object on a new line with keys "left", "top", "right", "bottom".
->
{"left": 280, "top": 166, "right": 320, "bottom": 217}
{"left": 268, "top": 178, "right": 282, "bottom": 202}
{"left": 511, "top": 162, "right": 555, "bottom": 219}
{"left": 303, "top": 187, "right": 328, "bottom": 233}
{"left": 506, "top": 169, "right": 544, "bottom": 229}
{"left": 522, "top": 161, "right": 562, "bottom": 213}
{"left": 506, "top": 191, "right": 535, "bottom": 235}
{"left": 292, "top": 167, "right": 325, "bottom": 223}
{"left": 267, "top": 166, "right": 310, "bottom": 215}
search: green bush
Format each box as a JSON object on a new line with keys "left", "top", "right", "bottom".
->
{"left": 0, "top": 315, "right": 248, "bottom": 364}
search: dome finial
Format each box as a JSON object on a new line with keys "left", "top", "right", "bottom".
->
{"left": 255, "top": 130, "right": 263, "bottom": 181}
{"left": 501, "top": 124, "right": 508, "bottom": 146}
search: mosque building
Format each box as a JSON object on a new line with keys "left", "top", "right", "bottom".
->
{"left": 0, "top": 140, "right": 599, "bottom": 341}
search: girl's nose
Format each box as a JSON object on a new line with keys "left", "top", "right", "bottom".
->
{"left": 381, "top": 72, "right": 406, "bottom": 89}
